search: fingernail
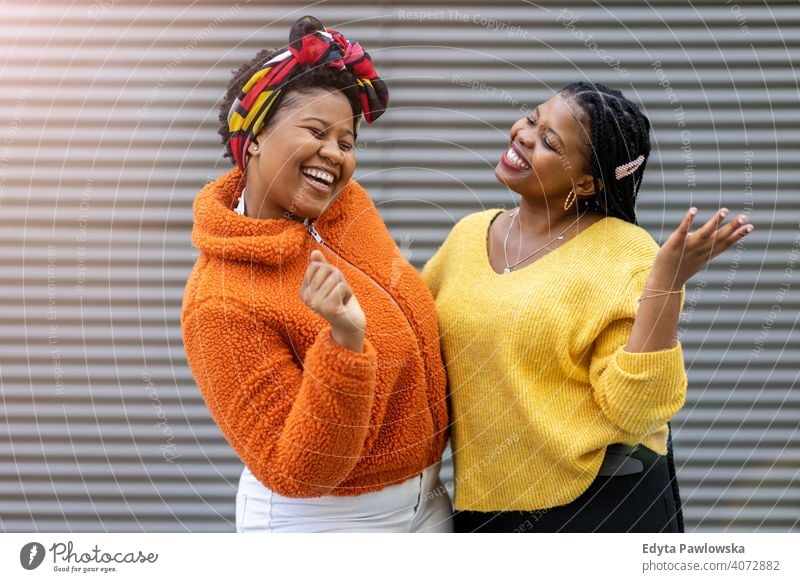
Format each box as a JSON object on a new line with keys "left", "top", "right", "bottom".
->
{"left": 720, "top": 209, "right": 729, "bottom": 217}
{"left": 738, "top": 216, "right": 747, "bottom": 224}
{"left": 745, "top": 225, "right": 754, "bottom": 232}
{"left": 690, "top": 207, "right": 698, "bottom": 215}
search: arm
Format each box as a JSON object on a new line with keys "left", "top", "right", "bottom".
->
{"left": 626, "top": 207, "right": 754, "bottom": 353}
{"left": 591, "top": 206, "right": 754, "bottom": 436}
{"left": 183, "top": 300, "right": 377, "bottom": 497}
{"left": 590, "top": 271, "right": 688, "bottom": 436}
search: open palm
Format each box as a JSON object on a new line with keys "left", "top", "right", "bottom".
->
{"left": 654, "top": 207, "right": 754, "bottom": 289}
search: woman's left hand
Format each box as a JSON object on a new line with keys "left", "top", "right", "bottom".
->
{"left": 651, "top": 207, "right": 754, "bottom": 289}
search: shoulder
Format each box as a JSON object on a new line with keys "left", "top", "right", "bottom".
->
{"left": 449, "top": 208, "right": 504, "bottom": 238}
{"left": 325, "top": 179, "right": 377, "bottom": 223}
{"left": 424, "top": 208, "right": 499, "bottom": 271}
{"left": 460, "top": 207, "right": 505, "bottom": 226}
{"left": 340, "top": 179, "right": 373, "bottom": 203}
{"left": 586, "top": 216, "right": 660, "bottom": 272}
{"left": 432, "top": 208, "right": 502, "bottom": 255}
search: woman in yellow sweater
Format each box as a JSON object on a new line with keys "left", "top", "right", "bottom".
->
{"left": 423, "top": 82, "right": 754, "bottom": 532}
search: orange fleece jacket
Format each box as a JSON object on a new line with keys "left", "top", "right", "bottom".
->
{"left": 181, "top": 168, "right": 448, "bottom": 497}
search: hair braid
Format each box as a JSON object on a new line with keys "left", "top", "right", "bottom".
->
{"left": 560, "top": 81, "right": 651, "bottom": 225}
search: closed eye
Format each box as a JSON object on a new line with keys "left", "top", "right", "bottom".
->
{"left": 527, "top": 115, "right": 556, "bottom": 151}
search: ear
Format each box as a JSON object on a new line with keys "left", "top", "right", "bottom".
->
{"left": 249, "top": 127, "right": 271, "bottom": 156}
{"left": 574, "top": 172, "right": 600, "bottom": 199}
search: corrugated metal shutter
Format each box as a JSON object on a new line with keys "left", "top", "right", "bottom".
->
{"left": 1, "top": 0, "right": 796, "bottom": 532}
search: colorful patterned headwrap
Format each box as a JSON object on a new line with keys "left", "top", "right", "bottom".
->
{"left": 226, "top": 15, "right": 389, "bottom": 170}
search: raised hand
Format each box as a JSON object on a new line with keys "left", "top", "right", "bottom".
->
{"left": 652, "top": 207, "right": 754, "bottom": 290}
{"left": 300, "top": 249, "right": 366, "bottom": 352}
{"left": 624, "top": 207, "right": 754, "bottom": 353}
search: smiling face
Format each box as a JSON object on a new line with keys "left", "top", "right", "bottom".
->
{"left": 244, "top": 88, "right": 357, "bottom": 220}
{"left": 495, "top": 93, "right": 598, "bottom": 204}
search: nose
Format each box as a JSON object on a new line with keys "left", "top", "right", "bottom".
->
{"left": 514, "top": 125, "right": 535, "bottom": 149}
{"left": 319, "top": 139, "right": 344, "bottom": 165}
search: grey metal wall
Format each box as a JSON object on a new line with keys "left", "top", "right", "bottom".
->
{"left": 0, "top": 0, "right": 797, "bottom": 532}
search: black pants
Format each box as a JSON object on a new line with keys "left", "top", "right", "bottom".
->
{"left": 454, "top": 453, "right": 682, "bottom": 533}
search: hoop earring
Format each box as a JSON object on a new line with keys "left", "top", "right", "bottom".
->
{"left": 563, "top": 189, "right": 576, "bottom": 211}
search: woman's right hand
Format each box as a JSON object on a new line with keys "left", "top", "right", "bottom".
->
{"left": 300, "top": 250, "right": 366, "bottom": 352}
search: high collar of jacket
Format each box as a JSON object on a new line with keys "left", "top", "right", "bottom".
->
{"left": 192, "top": 166, "right": 361, "bottom": 265}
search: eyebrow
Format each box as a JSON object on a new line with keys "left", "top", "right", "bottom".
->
{"left": 534, "top": 107, "right": 565, "bottom": 150}
{"left": 301, "top": 116, "right": 355, "bottom": 139}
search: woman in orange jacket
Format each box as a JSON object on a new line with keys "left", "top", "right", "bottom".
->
{"left": 181, "top": 16, "right": 450, "bottom": 532}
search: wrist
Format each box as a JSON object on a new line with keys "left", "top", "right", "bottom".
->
{"left": 330, "top": 326, "right": 365, "bottom": 353}
{"left": 646, "top": 271, "right": 685, "bottom": 292}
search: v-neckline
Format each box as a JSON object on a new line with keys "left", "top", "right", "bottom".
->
{"left": 484, "top": 209, "right": 609, "bottom": 276}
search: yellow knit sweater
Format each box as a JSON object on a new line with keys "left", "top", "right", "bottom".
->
{"left": 423, "top": 209, "right": 688, "bottom": 512}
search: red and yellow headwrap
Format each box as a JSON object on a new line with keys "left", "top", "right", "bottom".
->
{"left": 226, "top": 15, "right": 389, "bottom": 170}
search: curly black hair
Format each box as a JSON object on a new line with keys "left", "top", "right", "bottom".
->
{"left": 560, "top": 81, "right": 651, "bottom": 225}
{"left": 217, "top": 48, "right": 364, "bottom": 164}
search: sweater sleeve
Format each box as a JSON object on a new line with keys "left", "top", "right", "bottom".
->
{"left": 182, "top": 300, "right": 378, "bottom": 497}
{"left": 588, "top": 269, "right": 688, "bottom": 437}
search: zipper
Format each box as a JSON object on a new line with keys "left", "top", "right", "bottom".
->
{"left": 303, "top": 218, "right": 418, "bottom": 345}
{"left": 305, "top": 218, "right": 444, "bottom": 452}
{"left": 304, "top": 218, "right": 324, "bottom": 245}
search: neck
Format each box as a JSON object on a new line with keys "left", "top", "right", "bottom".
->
{"left": 514, "top": 196, "right": 588, "bottom": 237}
{"left": 241, "top": 184, "right": 306, "bottom": 223}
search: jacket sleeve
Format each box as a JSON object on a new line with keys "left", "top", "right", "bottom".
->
{"left": 589, "top": 269, "right": 688, "bottom": 437}
{"left": 182, "top": 300, "right": 378, "bottom": 497}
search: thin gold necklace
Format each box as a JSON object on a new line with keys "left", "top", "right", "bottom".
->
{"left": 502, "top": 207, "right": 588, "bottom": 274}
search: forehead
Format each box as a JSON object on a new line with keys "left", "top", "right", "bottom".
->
{"left": 537, "top": 94, "right": 589, "bottom": 147}
{"left": 279, "top": 88, "right": 355, "bottom": 126}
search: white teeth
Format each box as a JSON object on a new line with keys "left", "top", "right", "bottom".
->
{"left": 302, "top": 167, "right": 335, "bottom": 186}
{"left": 506, "top": 147, "right": 531, "bottom": 170}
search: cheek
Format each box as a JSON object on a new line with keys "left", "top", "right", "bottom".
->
{"left": 275, "top": 133, "right": 314, "bottom": 159}
{"left": 534, "top": 150, "right": 556, "bottom": 167}
{"left": 561, "top": 152, "right": 585, "bottom": 174}
{"left": 340, "top": 154, "right": 356, "bottom": 181}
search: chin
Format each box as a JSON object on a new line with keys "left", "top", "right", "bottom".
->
{"left": 291, "top": 201, "right": 327, "bottom": 221}
{"left": 494, "top": 165, "right": 521, "bottom": 191}
{"left": 297, "top": 185, "right": 342, "bottom": 217}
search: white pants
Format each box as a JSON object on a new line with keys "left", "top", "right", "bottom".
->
{"left": 235, "top": 464, "right": 453, "bottom": 533}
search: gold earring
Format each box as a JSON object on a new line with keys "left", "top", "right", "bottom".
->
{"left": 564, "top": 189, "right": 576, "bottom": 211}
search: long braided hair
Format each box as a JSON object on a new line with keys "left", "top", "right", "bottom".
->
{"left": 560, "top": 82, "right": 651, "bottom": 225}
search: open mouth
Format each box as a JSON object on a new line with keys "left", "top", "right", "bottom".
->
{"left": 501, "top": 146, "right": 531, "bottom": 171}
{"left": 301, "top": 166, "right": 336, "bottom": 190}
